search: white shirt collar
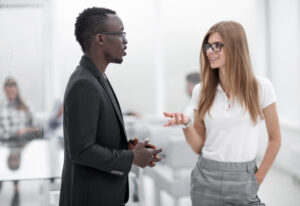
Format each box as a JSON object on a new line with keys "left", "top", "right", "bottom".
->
{"left": 103, "top": 73, "right": 107, "bottom": 80}
{"left": 217, "top": 83, "right": 223, "bottom": 92}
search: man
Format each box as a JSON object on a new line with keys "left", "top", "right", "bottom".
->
{"left": 181, "top": 72, "right": 200, "bottom": 120}
{"left": 59, "top": 7, "right": 162, "bottom": 206}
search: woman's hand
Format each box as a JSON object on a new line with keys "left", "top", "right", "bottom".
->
{"left": 163, "top": 112, "right": 190, "bottom": 127}
{"left": 255, "top": 172, "right": 263, "bottom": 186}
{"left": 17, "top": 128, "right": 30, "bottom": 136}
{"left": 17, "top": 127, "right": 40, "bottom": 136}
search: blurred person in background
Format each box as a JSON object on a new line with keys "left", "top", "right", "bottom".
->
{"left": 182, "top": 72, "right": 200, "bottom": 121}
{"left": 164, "top": 21, "right": 281, "bottom": 205}
{"left": 59, "top": 7, "right": 162, "bottom": 206}
{"left": 46, "top": 100, "right": 64, "bottom": 141}
{"left": 48, "top": 100, "right": 63, "bottom": 134}
{"left": 0, "top": 77, "right": 42, "bottom": 206}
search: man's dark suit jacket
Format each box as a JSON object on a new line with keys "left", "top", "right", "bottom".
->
{"left": 59, "top": 56, "right": 134, "bottom": 206}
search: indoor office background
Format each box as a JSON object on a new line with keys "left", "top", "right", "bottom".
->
{"left": 0, "top": 0, "right": 299, "bottom": 206}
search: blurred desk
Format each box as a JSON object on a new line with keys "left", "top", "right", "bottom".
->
{"left": 0, "top": 138, "right": 64, "bottom": 206}
{"left": 0, "top": 139, "right": 63, "bottom": 181}
{"left": 144, "top": 136, "right": 197, "bottom": 206}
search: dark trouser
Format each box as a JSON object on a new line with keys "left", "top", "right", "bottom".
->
{"left": 191, "top": 156, "right": 265, "bottom": 206}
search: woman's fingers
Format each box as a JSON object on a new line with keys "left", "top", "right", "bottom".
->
{"left": 175, "top": 113, "right": 181, "bottom": 123}
{"left": 163, "top": 112, "right": 188, "bottom": 126}
{"left": 169, "top": 119, "right": 176, "bottom": 125}
{"left": 163, "top": 112, "right": 173, "bottom": 117}
{"left": 163, "top": 119, "right": 175, "bottom": 127}
{"left": 180, "top": 113, "right": 190, "bottom": 124}
{"left": 180, "top": 113, "right": 185, "bottom": 120}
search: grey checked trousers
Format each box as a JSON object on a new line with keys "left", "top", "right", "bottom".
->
{"left": 190, "top": 156, "right": 265, "bottom": 206}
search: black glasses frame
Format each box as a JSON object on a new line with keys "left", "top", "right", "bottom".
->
{"left": 203, "top": 42, "right": 224, "bottom": 52}
{"left": 96, "top": 31, "right": 126, "bottom": 38}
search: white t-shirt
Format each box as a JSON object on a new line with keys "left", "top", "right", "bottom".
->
{"left": 191, "top": 76, "right": 276, "bottom": 162}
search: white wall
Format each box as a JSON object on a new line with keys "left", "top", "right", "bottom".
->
{"left": 0, "top": 7, "right": 44, "bottom": 111}
{"left": 261, "top": 0, "right": 300, "bottom": 177}
{"left": 47, "top": 0, "right": 266, "bottom": 116}
{"left": 268, "top": 0, "right": 300, "bottom": 126}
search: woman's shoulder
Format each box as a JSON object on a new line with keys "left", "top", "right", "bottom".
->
{"left": 255, "top": 76, "right": 277, "bottom": 108}
{"left": 255, "top": 76, "right": 273, "bottom": 88}
{"left": 191, "top": 83, "right": 202, "bottom": 110}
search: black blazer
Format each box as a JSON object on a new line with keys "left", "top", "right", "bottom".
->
{"left": 59, "top": 56, "right": 134, "bottom": 206}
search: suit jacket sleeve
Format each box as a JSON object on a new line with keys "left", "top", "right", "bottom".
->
{"left": 64, "top": 79, "right": 134, "bottom": 176}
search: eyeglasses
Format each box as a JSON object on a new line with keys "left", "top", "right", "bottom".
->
{"left": 203, "top": 42, "right": 224, "bottom": 53}
{"left": 97, "top": 31, "right": 126, "bottom": 39}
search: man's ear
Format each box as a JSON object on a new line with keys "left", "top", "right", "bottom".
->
{"left": 96, "top": 34, "right": 104, "bottom": 45}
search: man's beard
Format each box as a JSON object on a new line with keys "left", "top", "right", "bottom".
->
{"left": 113, "top": 58, "right": 123, "bottom": 64}
{"left": 106, "top": 53, "right": 123, "bottom": 64}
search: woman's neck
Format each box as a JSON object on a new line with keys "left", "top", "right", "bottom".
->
{"left": 218, "top": 67, "right": 230, "bottom": 96}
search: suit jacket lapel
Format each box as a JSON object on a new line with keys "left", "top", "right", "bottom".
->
{"left": 105, "top": 77, "right": 123, "bottom": 118}
{"left": 79, "top": 56, "right": 126, "bottom": 137}
{"left": 97, "top": 74, "right": 126, "bottom": 130}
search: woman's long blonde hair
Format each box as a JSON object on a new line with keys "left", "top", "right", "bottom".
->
{"left": 198, "top": 21, "right": 263, "bottom": 124}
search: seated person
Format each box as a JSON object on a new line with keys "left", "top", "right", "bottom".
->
{"left": 0, "top": 77, "right": 42, "bottom": 206}
{"left": 0, "top": 77, "right": 42, "bottom": 142}
{"left": 47, "top": 100, "right": 63, "bottom": 139}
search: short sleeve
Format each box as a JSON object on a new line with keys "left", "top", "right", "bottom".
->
{"left": 258, "top": 76, "right": 277, "bottom": 109}
{"left": 191, "top": 83, "right": 201, "bottom": 110}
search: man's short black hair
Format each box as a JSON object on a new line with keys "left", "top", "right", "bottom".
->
{"left": 186, "top": 72, "right": 200, "bottom": 84}
{"left": 75, "top": 7, "right": 116, "bottom": 52}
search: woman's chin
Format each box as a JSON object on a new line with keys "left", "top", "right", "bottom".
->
{"left": 210, "top": 65, "right": 219, "bottom": 69}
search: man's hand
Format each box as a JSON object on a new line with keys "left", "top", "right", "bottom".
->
{"left": 128, "top": 138, "right": 139, "bottom": 150}
{"left": 131, "top": 139, "right": 162, "bottom": 168}
{"left": 144, "top": 139, "right": 161, "bottom": 167}
{"left": 128, "top": 137, "right": 158, "bottom": 150}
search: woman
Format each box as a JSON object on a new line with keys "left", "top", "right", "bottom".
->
{"left": 0, "top": 77, "right": 41, "bottom": 206}
{"left": 164, "top": 21, "right": 281, "bottom": 205}
{"left": 0, "top": 77, "right": 41, "bottom": 140}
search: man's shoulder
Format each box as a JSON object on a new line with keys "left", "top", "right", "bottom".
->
{"left": 68, "top": 65, "right": 99, "bottom": 86}
{"left": 64, "top": 65, "right": 100, "bottom": 97}
{"left": 71, "top": 65, "right": 95, "bottom": 80}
